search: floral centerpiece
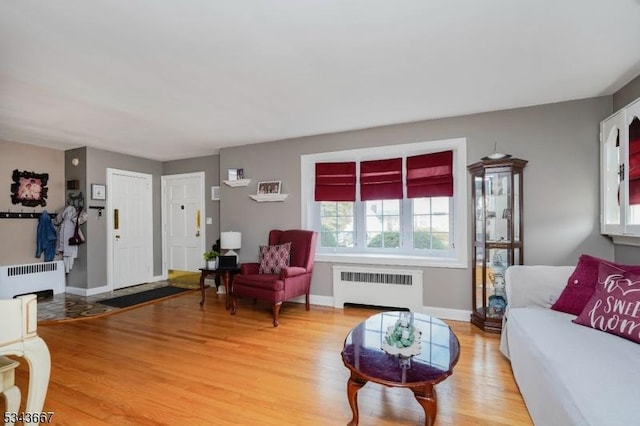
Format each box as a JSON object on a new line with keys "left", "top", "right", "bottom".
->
{"left": 382, "top": 313, "right": 422, "bottom": 357}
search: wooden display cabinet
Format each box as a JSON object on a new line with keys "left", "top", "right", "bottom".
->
{"left": 469, "top": 157, "right": 527, "bottom": 333}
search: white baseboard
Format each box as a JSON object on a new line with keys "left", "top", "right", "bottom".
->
{"left": 419, "top": 306, "right": 471, "bottom": 322}
{"left": 294, "top": 294, "right": 471, "bottom": 322}
{"left": 66, "top": 274, "right": 168, "bottom": 297}
{"left": 66, "top": 285, "right": 110, "bottom": 297}
{"left": 289, "top": 294, "right": 334, "bottom": 307}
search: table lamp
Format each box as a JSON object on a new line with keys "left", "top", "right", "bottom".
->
{"left": 220, "top": 231, "right": 241, "bottom": 263}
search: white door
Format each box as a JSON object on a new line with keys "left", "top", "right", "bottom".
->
{"left": 107, "top": 169, "right": 153, "bottom": 290}
{"left": 162, "top": 173, "right": 205, "bottom": 273}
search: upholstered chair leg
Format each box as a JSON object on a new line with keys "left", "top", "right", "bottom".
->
{"left": 272, "top": 303, "right": 282, "bottom": 327}
{"left": 305, "top": 293, "right": 310, "bottom": 311}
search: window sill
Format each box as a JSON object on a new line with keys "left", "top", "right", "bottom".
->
{"left": 315, "top": 253, "right": 467, "bottom": 269}
{"left": 610, "top": 235, "right": 640, "bottom": 247}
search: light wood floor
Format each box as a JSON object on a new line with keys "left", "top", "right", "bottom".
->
{"left": 7, "top": 291, "right": 533, "bottom": 425}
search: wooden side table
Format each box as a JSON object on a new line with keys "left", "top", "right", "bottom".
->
{"left": 0, "top": 355, "right": 21, "bottom": 426}
{"left": 199, "top": 267, "right": 240, "bottom": 309}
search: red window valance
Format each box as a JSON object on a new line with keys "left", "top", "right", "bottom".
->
{"left": 406, "top": 150, "right": 453, "bottom": 198}
{"left": 360, "top": 158, "right": 403, "bottom": 201}
{"left": 315, "top": 162, "right": 356, "bottom": 202}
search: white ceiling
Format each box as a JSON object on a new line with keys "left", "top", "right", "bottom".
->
{"left": 1, "top": 1, "right": 640, "bottom": 161}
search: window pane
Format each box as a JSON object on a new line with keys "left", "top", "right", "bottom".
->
{"left": 367, "top": 231, "right": 400, "bottom": 248}
{"left": 431, "top": 215, "right": 450, "bottom": 232}
{"left": 321, "top": 216, "right": 337, "bottom": 232}
{"left": 367, "top": 232, "right": 382, "bottom": 247}
{"left": 366, "top": 200, "right": 401, "bottom": 249}
{"left": 321, "top": 232, "right": 338, "bottom": 247}
{"left": 413, "top": 198, "right": 431, "bottom": 215}
{"left": 320, "top": 202, "right": 355, "bottom": 247}
{"left": 382, "top": 200, "right": 400, "bottom": 215}
{"left": 337, "top": 232, "right": 355, "bottom": 247}
{"left": 412, "top": 197, "right": 451, "bottom": 250}
{"left": 366, "top": 200, "right": 383, "bottom": 215}
{"left": 431, "top": 197, "right": 450, "bottom": 214}
{"left": 385, "top": 215, "right": 401, "bottom": 231}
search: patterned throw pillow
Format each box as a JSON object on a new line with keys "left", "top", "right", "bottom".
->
{"left": 551, "top": 254, "right": 640, "bottom": 315}
{"left": 259, "top": 242, "right": 292, "bottom": 274}
{"left": 573, "top": 261, "right": 640, "bottom": 344}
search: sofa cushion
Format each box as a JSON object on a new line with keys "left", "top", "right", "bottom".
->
{"left": 551, "top": 254, "right": 640, "bottom": 315}
{"left": 234, "top": 273, "right": 284, "bottom": 291}
{"left": 573, "top": 262, "right": 640, "bottom": 344}
{"left": 506, "top": 306, "right": 640, "bottom": 425}
{"left": 259, "top": 242, "right": 291, "bottom": 274}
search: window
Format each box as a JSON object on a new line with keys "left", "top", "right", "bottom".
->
{"left": 301, "top": 138, "right": 467, "bottom": 268}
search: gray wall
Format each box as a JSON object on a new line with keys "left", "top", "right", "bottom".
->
{"left": 220, "top": 96, "right": 614, "bottom": 311}
{"left": 612, "top": 73, "right": 640, "bottom": 263}
{"left": 0, "top": 140, "right": 65, "bottom": 265}
{"left": 613, "top": 74, "right": 640, "bottom": 111}
{"left": 163, "top": 155, "right": 220, "bottom": 251}
{"left": 64, "top": 148, "right": 88, "bottom": 288}
{"left": 84, "top": 147, "right": 164, "bottom": 289}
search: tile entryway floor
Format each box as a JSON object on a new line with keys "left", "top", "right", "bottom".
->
{"left": 36, "top": 272, "right": 203, "bottom": 323}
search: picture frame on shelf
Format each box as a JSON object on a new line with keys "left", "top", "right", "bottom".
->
{"left": 227, "top": 169, "right": 238, "bottom": 181}
{"left": 257, "top": 180, "right": 281, "bottom": 195}
{"left": 91, "top": 184, "right": 106, "bottom": 200}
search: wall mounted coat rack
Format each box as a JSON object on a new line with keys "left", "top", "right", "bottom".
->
{"left": 0, "top": 211, "right": 56, "bottom": 219}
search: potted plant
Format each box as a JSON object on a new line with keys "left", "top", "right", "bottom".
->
{"left": 203, "top": 250, "right": 219, "bottom": 269}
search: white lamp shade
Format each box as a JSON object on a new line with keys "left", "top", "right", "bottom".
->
{"left": 221, "top": 231, "right": 241, "bottom": 249}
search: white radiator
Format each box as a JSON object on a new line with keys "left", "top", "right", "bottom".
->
{"left": 0, "top": 261, "right": 65, "bottom": 299}
{"left": 333, "top": 265, "right": 423, "bottom": 312}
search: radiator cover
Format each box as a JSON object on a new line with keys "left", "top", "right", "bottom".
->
{"left": 0, "top": 261, "right": 65, "bottom": 299}
{"left": 333, "top": 265, "right": 423, "bottom": 312}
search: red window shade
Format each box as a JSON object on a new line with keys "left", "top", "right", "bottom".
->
{"left": 629, "top": 118, "right": 640, "bottom": 205}
{"left": 360, "top": 158, "right": 403, "bottom": 201}
{"left": 315, "top": 162, "right": 356, "bottom": 201}
{"left": 406, "top": 150, "right": 453, "bottom": 198}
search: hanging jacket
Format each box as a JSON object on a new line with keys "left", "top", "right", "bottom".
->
{"left": 36, "top": 210, "right": 58, "bottom": 262}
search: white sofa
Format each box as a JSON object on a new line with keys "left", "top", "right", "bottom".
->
{"left": 500, "top": 265, "right": 640, "bottom": 426}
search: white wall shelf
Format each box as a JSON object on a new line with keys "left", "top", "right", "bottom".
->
{"left": 249, "top": 194, "right": 289, "bottom": 202}
{"left": 223, "top": 179, "right": 251, "bottom": 187}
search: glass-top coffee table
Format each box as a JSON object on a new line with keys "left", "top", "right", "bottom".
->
{"left": 341, "top": 312, "right": 460, "bottom": 426}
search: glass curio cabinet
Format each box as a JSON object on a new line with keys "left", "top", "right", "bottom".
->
{"left": 469, "top": 157, "right": 527, "bottom": 333}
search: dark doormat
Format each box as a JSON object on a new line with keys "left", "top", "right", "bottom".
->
{"left": 98, "top": 286, "right": 191, "bottom": 308}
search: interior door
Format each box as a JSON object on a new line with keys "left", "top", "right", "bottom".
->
{"left": 163, "top": 173, "right": 205, "bottom": 273}
{"left": 108, "top": 169, "right": 153, "bottom": 290}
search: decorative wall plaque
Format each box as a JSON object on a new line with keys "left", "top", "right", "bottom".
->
{"left": 10, "top": 169, "right": 49, "bottom": 207}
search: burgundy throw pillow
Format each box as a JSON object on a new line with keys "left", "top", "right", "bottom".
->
{"left": 259, "top": 242, "right": 291, "bottom": 274}
{"left": 573, "top": 262, "right": 640, "bottom": 344}
{"left": 551, "top": 254, "right": 640, "bottom": 315}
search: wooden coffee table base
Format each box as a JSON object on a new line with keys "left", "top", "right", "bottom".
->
{"left": 346, "top": 371, "right": 438, "bottom": 426}
{"left": 341, "top": 313, "right": 459, "bottom": 426}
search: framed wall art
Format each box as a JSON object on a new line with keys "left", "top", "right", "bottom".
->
{"left": 257, "top": 180, "right": 281, "bottom": 195}
{"left": 10, "top": 169, "right": 49, "bottom": 207}
{"left": 91, "top": 184, "right": 106, "bottom": 200}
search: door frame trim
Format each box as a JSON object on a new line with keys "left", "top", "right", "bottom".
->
{"left": 106, "top": 168, "right": 154, "bottom": 291}
{"left": 161, "top": 171, "right": 206, "bottom": 277}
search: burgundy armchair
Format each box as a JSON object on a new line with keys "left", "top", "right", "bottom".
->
{"left": 231, "top": 229, "right": 317, "bottom": 326}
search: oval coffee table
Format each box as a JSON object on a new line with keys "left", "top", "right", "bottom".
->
{"left": 341, "top": 312, "right": 460, "bottom": 426}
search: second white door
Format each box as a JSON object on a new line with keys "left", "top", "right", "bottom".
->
{"left": 163, "top": 172, "right": 205, "bottom": 273}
